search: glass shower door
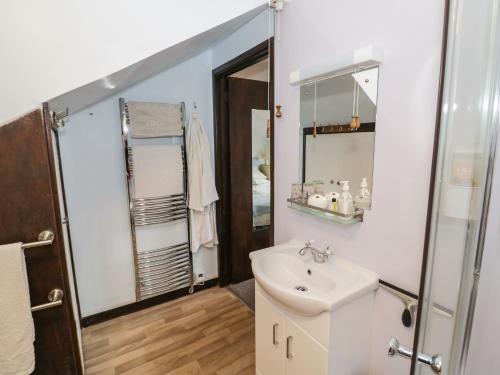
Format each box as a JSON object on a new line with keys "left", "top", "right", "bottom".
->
{"left": 410, "top": 0, "right": 500, "bottom": 374}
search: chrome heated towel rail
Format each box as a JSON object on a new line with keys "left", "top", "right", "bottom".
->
{"left": 119, "top": 98, "right": 194, "bottom": 301}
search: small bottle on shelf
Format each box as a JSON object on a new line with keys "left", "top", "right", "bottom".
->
{"left": 354, "top": 177, "right": 371, "bottom": 209}
{"left": 338, "top": 181, "right": 354, "bottom": 215}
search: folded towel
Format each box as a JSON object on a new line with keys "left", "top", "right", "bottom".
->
{"left": 0, "top": 243, "right": 35, "bottom": 375}
{"left": 132, "top": 144, "right": 184, "bottom": 198}
{"left": 127, "top": 101, "right": 183, "bottom": 138}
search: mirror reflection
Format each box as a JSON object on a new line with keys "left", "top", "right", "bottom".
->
{"left": 299, "top": 67, "right": 379, "bottom": 211}
{"left": 252, "top": 109, "right": 271, "bottom": 228}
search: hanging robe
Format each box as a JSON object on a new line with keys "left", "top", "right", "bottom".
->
{"left": 186, "top": 113, "right": 219, "bottom": 252}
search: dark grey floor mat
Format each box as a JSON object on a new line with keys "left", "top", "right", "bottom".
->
{"left": 227, "top": 278, "right": 255, "bottom": 312}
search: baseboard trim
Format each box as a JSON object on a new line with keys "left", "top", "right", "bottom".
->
{"left": 81, "top": 278, "right": 219, "bottom": 327}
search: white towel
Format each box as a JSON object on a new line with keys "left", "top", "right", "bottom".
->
{"left": 189, "top": 204, "right": 218, "bottom": 253}
{"left": 0, "top": 243, "right": 35, "bottom": 375}
{"left": 186, "top": 114, "right": 219, "bottom": 252}
{"left": 132, "top": 144, "right": 184, "bottom": 198}
{"left": 127, "top": 101, "right": 183, "bottom": 138}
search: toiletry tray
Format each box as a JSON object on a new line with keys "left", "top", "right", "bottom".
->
{"left": 287, "top": 198, "right": 364, "bottom": 224}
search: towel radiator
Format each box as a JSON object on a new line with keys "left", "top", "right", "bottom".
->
{"left": 119, "top": 98, "right": 194, "bottom": 301}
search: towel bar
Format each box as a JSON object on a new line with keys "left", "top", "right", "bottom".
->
{"left": 21, "top": 230, "right": 54, "bottom": 250}
{"left": 31, "top": 289, "right": 63, "bottom": 312}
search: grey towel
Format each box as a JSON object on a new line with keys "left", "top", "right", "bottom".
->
{"left": 127, "top": 101, "right": 183, "bottom": 138}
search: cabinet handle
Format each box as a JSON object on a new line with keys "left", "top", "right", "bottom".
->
{"left": 286, "top": 336, "right": 293, "bottom": 359}
{"left": 272, "top": 323, "right": 279, "bottom": 345}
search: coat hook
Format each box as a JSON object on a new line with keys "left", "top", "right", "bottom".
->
{"left": 276, "top": 105, "right": 283, "bottom": 118}
{"left": 193, "top": 101, "right": 198, "bottom": 109}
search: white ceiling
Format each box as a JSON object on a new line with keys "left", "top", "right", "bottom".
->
{"left": 49, "top": 5, "right": 266, "bottom": 116}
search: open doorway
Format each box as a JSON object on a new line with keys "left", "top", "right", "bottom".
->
{"left": 213, "top": 39, "right": 274, "bottom": 295}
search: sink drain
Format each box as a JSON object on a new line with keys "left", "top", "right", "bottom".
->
{"left": 294, "top": 285, "right": 308, "bottom": 292}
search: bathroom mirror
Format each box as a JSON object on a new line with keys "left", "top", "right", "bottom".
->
{"left": 299, "top": 66, "right": 379, "bottom": 210}
{"left": 252, "top": 109, "right": 271, "bottom": 229}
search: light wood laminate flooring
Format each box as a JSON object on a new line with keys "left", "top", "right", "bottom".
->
{"left": 82, "top": 287, "right": 255, "bottom": 374}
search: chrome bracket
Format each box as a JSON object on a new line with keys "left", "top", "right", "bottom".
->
{"left": 51, "top": 108, "right": 69, "bottom": 131}
{"left": 379, "top": 283, "right": 417, "bottom": 327}
{"left": 269, "top": 0, "right": 289, "bottom": 11}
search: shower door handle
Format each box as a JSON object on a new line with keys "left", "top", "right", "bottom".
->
{"left": 388, "top": 337, "right": 442, "bottom": 374}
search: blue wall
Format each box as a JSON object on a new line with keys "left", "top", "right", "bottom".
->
{"left": 58, "top": 10, "right": 271, "bottom": 316}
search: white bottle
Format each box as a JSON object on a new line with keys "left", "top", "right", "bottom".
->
{"left": 355, "top": 177, "right": 371, "bottom": 209}
{"left": 338, "top": 181, "right": 354, "bottom": 215}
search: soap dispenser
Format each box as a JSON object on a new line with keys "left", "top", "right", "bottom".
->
{"left": 355, "top": 177, "right": 371, "bottom": 209}
{"left": 338, "top": 181, "right": 354, "bottom": 215}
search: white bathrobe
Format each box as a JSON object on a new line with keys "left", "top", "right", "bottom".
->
{"left": 186, "top": 113, "right": 219, "bottom": 252}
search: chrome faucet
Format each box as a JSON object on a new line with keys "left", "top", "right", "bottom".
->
{"left": 299, "top": 240, "right": 333, "bottom": 263}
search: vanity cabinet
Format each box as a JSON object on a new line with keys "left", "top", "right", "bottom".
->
{"left": 255, "top": 283, "right": 374, "bottom": 375}
{"left": 255, "top": 288, "right": 286, "bottom": 374}
{"left": 256, "top": 288, "right": 328, "bottom": 375}
{"left": 284, "top": 318, "right": 328, "bottom": 375}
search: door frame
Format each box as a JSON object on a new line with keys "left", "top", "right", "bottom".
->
{"left": 409, "top": 0, "right": 451, "bottom": 372}
{"left": 47, "top": 107, "right": 83, "bottom": 323}
{"left": 213, "top": 38, "right": 274, "bottom": 286}
{"left": 42, "top": 105, "right": 84, "bottom": 373}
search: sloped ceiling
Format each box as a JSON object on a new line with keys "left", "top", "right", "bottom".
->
{"left": 49, "top": 5, "right": 266, "bottom": 116}
{"left": 0, "top": 0, "right": 268, "bottom": 124}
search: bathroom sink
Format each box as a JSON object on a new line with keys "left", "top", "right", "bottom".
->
{"left": 250, "top": 239, "right": 379, "bottom": 315}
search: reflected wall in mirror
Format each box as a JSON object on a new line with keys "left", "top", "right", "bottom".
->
{"left": 252, "top": 109, "right": 271, "bottom": 228}
{"left": 299, "top": 66, "right": 379, "bottom": 210}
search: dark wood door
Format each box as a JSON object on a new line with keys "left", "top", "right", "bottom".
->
{"left": 0, "top": 109, "right": 82, "bottom": 374}
{"left": 227, "top": 77, "right": 271, "bottom": 283}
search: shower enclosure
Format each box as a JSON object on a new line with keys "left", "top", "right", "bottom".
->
{"left": 394, "top": 0, "right": 500, "bottom": 373}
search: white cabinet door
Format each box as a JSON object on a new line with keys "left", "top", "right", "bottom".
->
{"left": 256, "top": 290, "right": 285, "bottom": 375}
{"left": 285, "top": 318, "right": 328, "bottom": 375}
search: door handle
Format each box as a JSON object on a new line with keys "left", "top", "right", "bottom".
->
{"left": 272, "top": 323, "right": 279, "bottom": 345}
{"left": 286, "top": 336, "right": 293, "bottom": 359}
{"left": 388, "top": 337, "right": 442, "bottom": 374}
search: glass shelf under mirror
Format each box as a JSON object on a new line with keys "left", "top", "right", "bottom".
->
{"left": 287, "top": 198, "right": 364, "bottom": 225}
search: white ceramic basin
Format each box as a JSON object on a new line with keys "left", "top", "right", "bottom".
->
{"left": 250, "top": 239, "right": 379, "bottom": 316}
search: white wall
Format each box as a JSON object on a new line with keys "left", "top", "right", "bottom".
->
{"left": 59, "top": 11, "right": 271, "bottom": 317}
{"left": 274, "top": 1, "right": 444, "bottom": 373}
{"left": 212, "top": 9, "right": 272, "bottom": 68}
{"left": 0, "top": 0, "right": 266, "bottom": 125}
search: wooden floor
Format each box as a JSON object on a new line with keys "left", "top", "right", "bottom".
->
{"left": 82, "top": 287, "right": 255, "bottom": 374}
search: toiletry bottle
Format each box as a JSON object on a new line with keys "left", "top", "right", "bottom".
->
{"left": 331, "top": 197, "right": 338, "bottom": 212}
{"left": 325, "top": 191, "right": 339, "bottom": 210}
{"left": 338, "top": 181, "right": 354, "bottom": 215}
{"left": 355, "top": 177, "right": 371, "bottom": 209}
